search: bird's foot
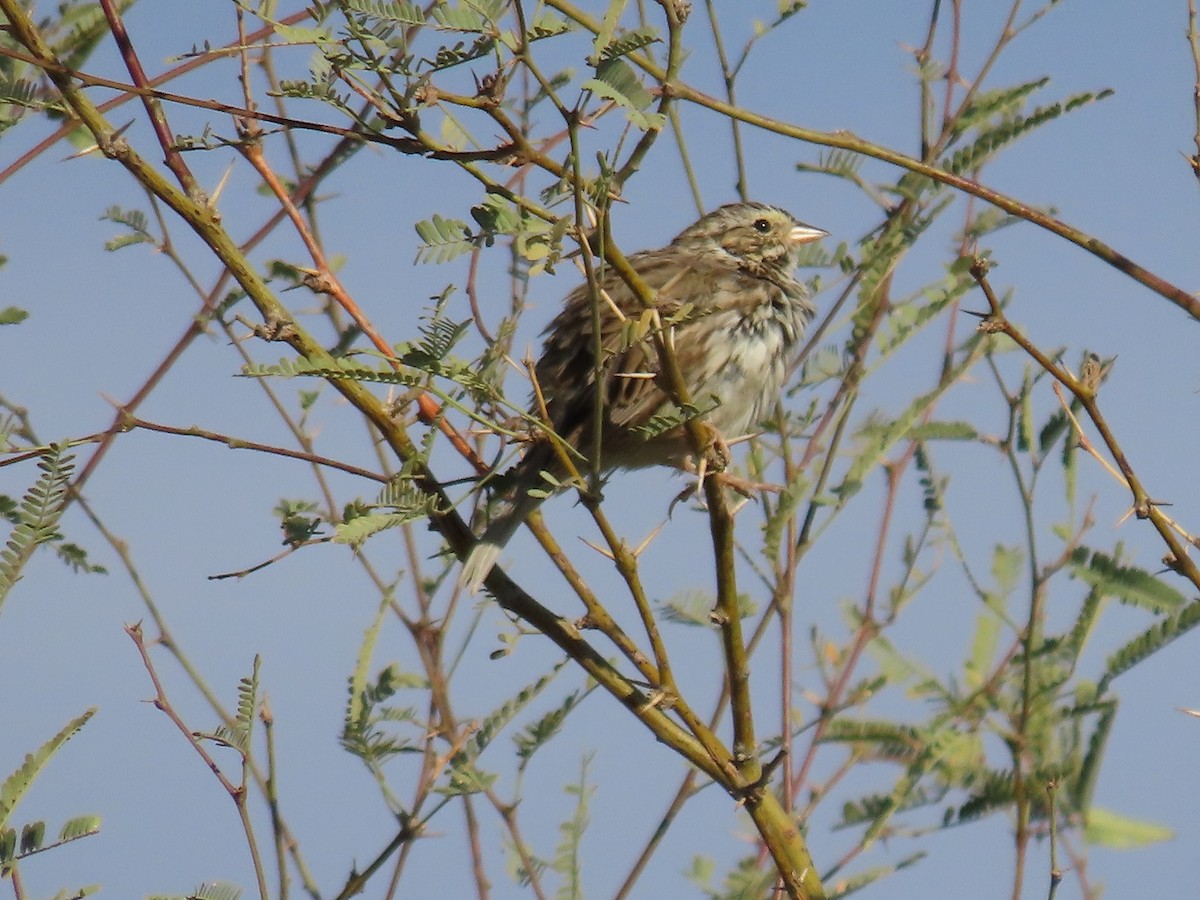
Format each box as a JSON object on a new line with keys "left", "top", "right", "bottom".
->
{"left": 700, "top": 422, "right": 732, "bottom": 473}
{"left": 668, "top": 470, "right": 782, "bottom": 517}
{"left": 712, "top": 471, "right": 784, "bottom": 497}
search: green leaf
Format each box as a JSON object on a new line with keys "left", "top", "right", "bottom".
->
{"left": 59, "top": 814, "right": 101, "bottom": 843}
{"left": 414, "top": 214, "right": 476, "bottom": 264}
{"left": 431, "top": 0, "right": 504, "bottom": 31}
{"left": 589, "top": 0, "right": 628, "bottom": 63}
{"left": 1016, "top": 368, "right": 1035, "bottom": 452}
{"left": 272, "top": 24, "right": 335, "bottom": 45}
{"left": 274, "top": 78, "right": 353, "bottom": 112}
{"left": 104, "top": 231, "right": 153, "bottom": 252}
{"left": 877, "top": 272, "right": 970, "bottom": 359}
{"left": 659, "top": 588, "right": 756, "bottom": 625}
{"left": 423, "top": 35, "right": 496, "bottom": 70}
{"left": 948, "top": 768, "right": 1017, "bottom": 825}
{"left": 628, "top": 396, "right": 721, "bottom": 440}
{"left": 342, "top": 645, "right": 423, "bottom": 765}
{"left": 47, "top": 884, "right": 100, "bottom": 900}
{"left": 19, "top": 820, "right": 44, "bottom": 854}
{"left": 0, "top": 76, "right": 45, "bottom": 112}
{"left": 230, "top": 657, "right": 261, "bottom": 754}
{"left": 945, "top": 87, "right": 1114, "bottom": 175}
{"left": 865, "top": 632, "right": 933, "bottom": 691}
{"left": 684, "top": 855, "right": 715, "bottom": 891}
{"left": 437, "top": 761, "right": 498, "bottom": 796}
{"left": 1099, "top": 600, "right": 1200, "bottom": 693}
{"left": 1038, "top": 408, "right": 1070, "bottom": 456}
{"left": 824, "top": 851, "right": 926, "bottom": 895}
{"left": 1085, "top": 807, "right": 1173, "bottom": 849}
{"left": 906, "top": 421, "right": 978, "bottom": 441}
{"left": 186, "top": 883, "right": 243, "bottom": 900}
{"left": 991, "top": 544, "right": 1023, "bottom": 599}
{"left": 582, "top": 58, "right": 664, "bottom": 130}
{"left": 49, "top": 0, "right": 125, "bottom": 72}
{"left": 470, "top": 193, "right": 523, "bottom": 236}
{"left": 551, "top": 755, "right": 594, "bottom": 899}
{"left": 837, "top": 378, "right": 963, "bottom": 502}
{"left": 801, "top": 346, "right": 848, "bottom": 393}
{"left": 345, "top": 593, "right": 390, "bottom": 744}
{"left": 147, "top": 879, "right": 244, "bottom": 899}
{"left": 762, "top": 479, "right": 806, "bottom": 562}
{"left": 1071, "top": 700, "right": 1115, "bottom": 815}
{"left": 803, "top": 147, "right": 863, "bottom": 181}
{"left": 912, "top": 443, "right": 944, "bottom": 514}
{"left": 342, "top": 0, "right": 426, "bottom": 24}
{"left": 53, "top": 541, "right": 105, "bottom": 575}
{"left": 515, "top": 688, "right": 589, "bottom": 768}
{"left": 499, "top": 10, "right": 571, "bottom": 51}
{"left": 0, "top": 709, "right": 95, "bottom": 830}
{"left": 241, "top": 356, "right": 425, "bottom": 386}
{"left": 819, "top": 718, "right": 923, "bottom": 758}
{"left": 0, "top": 307, "right": 27, "bottom": 325}
{"left": 964, "top": 610, "right": 1001, "bottom": 690}
{"left": 1069, "top": 548, "right": 1187, "bottom": 613}
{"left": 407, "top": 307, "right": 472, "bottom": 363}
{"left": 334, "top": 509, "right": 435, "bottom": 545}
{"left": 703, "top": 854, "right": 775, "bottom": 899}
{"left": 451, "top": 660, "right": 569, "bottom": 769}
{"left": 0, "top": 445, "right": 74, "bottom": 614}
{"left": 100, "top": 205, "right": 152, "bottom": 246}
{"left": 951, "top": 77, "right": 1050, "bottom": 139}
{"left": 597, "top": 24, "right": 660, "bottom": 61}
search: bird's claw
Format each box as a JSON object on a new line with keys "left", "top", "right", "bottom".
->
{"left": 668, "top": 470, "right": 782, "bottom": 518}
{"left": 713, "top": 472, "right": 783, "bottom": 497}
{"left": 701, "top": 423, "right": 732, "bottom": 473}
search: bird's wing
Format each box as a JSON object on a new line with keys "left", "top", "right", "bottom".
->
{"left": 602, "top": 254, "right": 735, "bottom": 429}
{"left": 534, "top": 251, "right": 739, "bottom": 440}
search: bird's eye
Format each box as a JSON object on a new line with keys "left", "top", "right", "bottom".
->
{"left": 752, "top": 218, "right": 771, "bottom": 233}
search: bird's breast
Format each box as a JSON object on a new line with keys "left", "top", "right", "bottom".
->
{"left": 686, "top": 290, "right": 807, "bottom": 436}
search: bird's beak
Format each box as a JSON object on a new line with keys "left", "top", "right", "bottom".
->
{"left": 788, "top": 223, "right": 829, "bottom": 246}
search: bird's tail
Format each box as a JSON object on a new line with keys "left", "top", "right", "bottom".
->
{"left": 459, "top": 526, "right": 512, "bottom": 594}
{"left": 458, "top": 488, "right": 541, "bottom": 593}
{"left": 459, "top": 440, "right": 562, "bottom": 593}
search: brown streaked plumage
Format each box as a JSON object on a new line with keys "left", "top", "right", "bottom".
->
{"left": 461, "top": 202, "right": 827, "bottom": 591}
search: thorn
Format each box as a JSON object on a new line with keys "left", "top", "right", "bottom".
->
{"left": 631, "top": 521, "right": 666, "bottom": 557}
{"left": 64, "top": 120, "right": 133, "bottom": 160}
{"left": 578, "top": 536, "right": 615, "bottom": 561}
{"left": 209, "top": 160, "right": 236, "bottom": 208}
{"left": 638, "top": 690, "right": 668, "bottom": 713}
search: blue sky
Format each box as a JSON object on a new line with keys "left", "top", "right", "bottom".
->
{"left": 2, "top": 2, "right": 1199, "bottom": 898}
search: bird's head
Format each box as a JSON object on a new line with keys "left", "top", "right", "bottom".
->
{"left": 672, "top": 202, "right": 828, "bottom": 278}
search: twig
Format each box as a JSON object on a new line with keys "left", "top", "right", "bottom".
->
{"left": 547, "top": 0, "right": 1200, "bottom": 320}
{"left": 125, "top": 623, "right": 271, "bottom": 900}
{"left": 969, "top": 258, "right": 1200, "bottom": 588}
{"left": 239, "top": 141, "right": 491, "bottom": 475}
{"left": 121, "top": 413, "right": 391, "bottom": 482}
{"left": 102, "top": 1, "right": 200, "bottom": 193}
{"left": 1187, "top": 0, "right": 1200, "bottom": 181}
{"left": 0, "top": 11, "right": 313, "bottom": 185}
{"left": 703, "top": 1, "right": 747, "bottom": 199}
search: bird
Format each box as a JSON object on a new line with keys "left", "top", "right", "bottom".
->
{"left": 459, "top": 201, "right": 827, "bottom": 592}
